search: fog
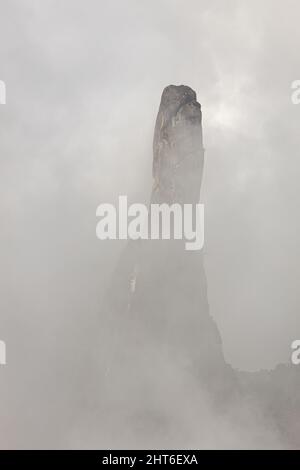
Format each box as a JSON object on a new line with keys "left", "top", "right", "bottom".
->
{"left": 0, "top": 0, "right": 300, "bottom": 448}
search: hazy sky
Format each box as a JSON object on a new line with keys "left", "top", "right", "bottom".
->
{"left": 0, "top": 0, "right": 300, "bottom": 447}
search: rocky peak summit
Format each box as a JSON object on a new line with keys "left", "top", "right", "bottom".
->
{"left": 152, "top": 85, "right": 204, "bottom": 204}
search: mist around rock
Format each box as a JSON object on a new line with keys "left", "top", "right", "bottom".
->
{"left": 1, "top": 1, "right": 300, "bottom": 450}
{"left": 75, "top": 86, "right": 300, "bottom": 450}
